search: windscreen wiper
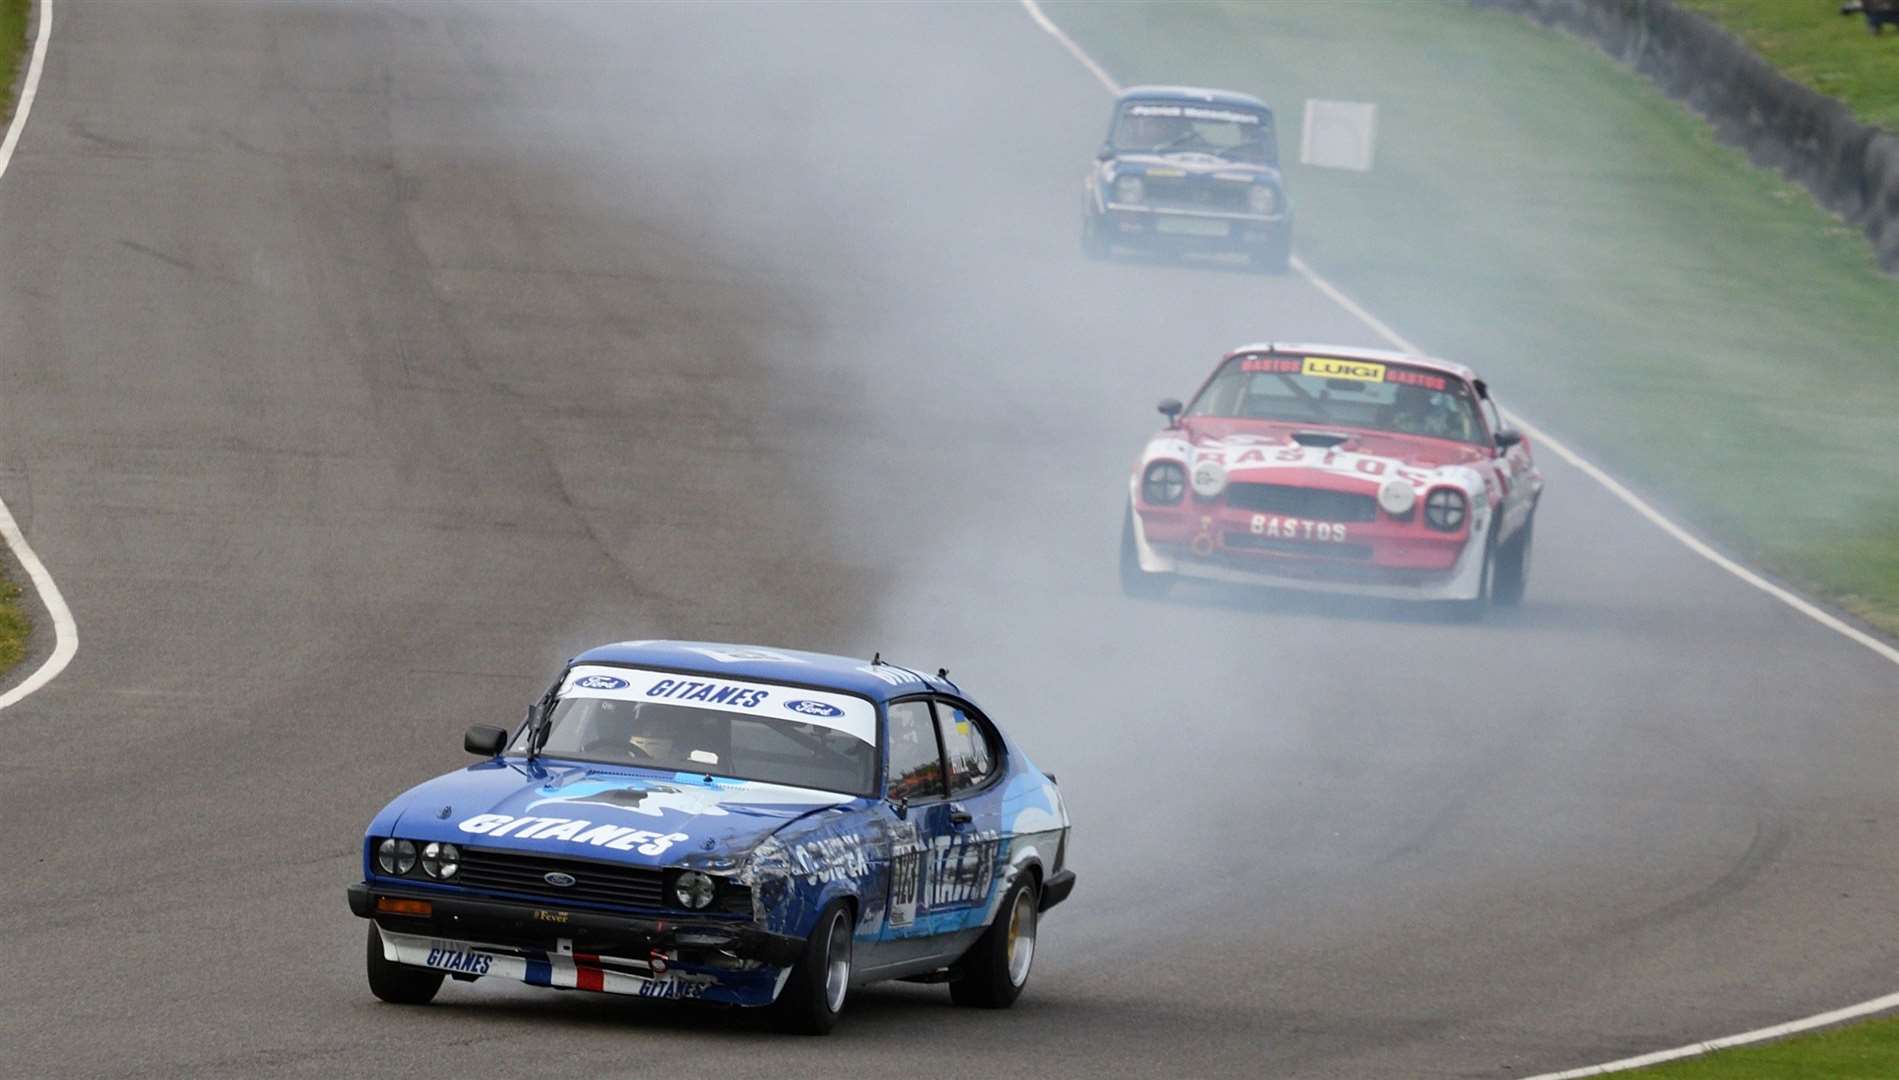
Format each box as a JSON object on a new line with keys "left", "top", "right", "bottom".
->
{"left": 524, "top": 674, "right": 564, "bottom": 761}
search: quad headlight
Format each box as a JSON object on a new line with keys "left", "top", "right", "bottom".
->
{"left": 1114, "top": 174, "right": 1145, "bottom": 204}
{"left": 673, "top": 870, "right": 717, "bottom": 910}
{"left": 1190, "top": 460, "right": 1227, "bottom": 499}
{"left": 421, "top": 841, "right": 460, "bottom": 880}
{"left": 1378, "top": 479, "right": 1417, "bottom": 517}
{"left": 1247, "top": 184, "right": 1279, "bottom": 215}
{"left": 1142, "top": 461, "right": 1186, "bottom": 505}
{"left": 1424, "top": 487, "right": 1469, "bottom": 532}
{"left": 376, "top": 838, "right": 417, "bottom": 876}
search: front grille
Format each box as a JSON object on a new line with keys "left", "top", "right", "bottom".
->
{"left": 1226, "top": 483, "right": 1377, "bottom": 522}
{"left": 1226, "top": 532, "right": 1374, "bottom": 560}
{"left": 456, "top": 847, "right": 752, "bottom": 916}
{"left": 1145, "top": 176, "right": 1250, "bottom": 213}
{"left": 458, "top": 848, "right": 668, "bottom": 907}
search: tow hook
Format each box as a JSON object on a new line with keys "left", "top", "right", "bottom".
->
{"left": 1184, "top": 516, "right": 1215, "bottom": 561}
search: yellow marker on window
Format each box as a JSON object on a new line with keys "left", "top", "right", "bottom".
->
{"left": 1302, "top": 356, "right": 1385, "bottom": 383}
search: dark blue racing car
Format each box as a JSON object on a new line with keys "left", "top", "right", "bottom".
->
{"left": 1082, "top": 85, "right": 1294, "bottom": 272}
{"left": 347, "top": 641, "right": 1074, "bottom": 1034}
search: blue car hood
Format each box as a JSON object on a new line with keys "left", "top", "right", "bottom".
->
{"left": 382, "top": 759, "right": 859, "bottom": 867}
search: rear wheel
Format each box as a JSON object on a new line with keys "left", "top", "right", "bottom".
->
{"left": 950, "top": 874, "right": 1039, "bottom": 1009}
{"left": 1120, "top": 506, "right": 1173, "bottom": 600}
{"left": 365, "top": 923, "right": 444, "bottom": 1005}
{"left": 1491, "top": 512, "right": 1534, "bottom": 607}
{"left": 772, "top": 900, "right": 853, "bottom": 1035}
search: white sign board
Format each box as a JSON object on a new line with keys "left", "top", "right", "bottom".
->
{"left": 1301, "top": 99, "right": 1378, "bottom": 172}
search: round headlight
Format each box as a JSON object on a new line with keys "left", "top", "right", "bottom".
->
{"left": 1142, "top": 461, "right": 1186, "bottom": 505}
{"left": 1424, "top": 487, "right": 1468, "bottom": 532}
{"left": 421, "top": 841, "right": 460, "bottom": 880}
{"left": 673, "top": 870, "right": 716, "bottom": 910}
{"left": 1378, "top": 479, "right": 1417, "bottom": 516}
{"left": 1114, "top": 174, "right": 1145, "bottom": 204}
{"left": 378, "top": 838, "right": 417, "bottom": 876}
{"left": 1247, "top": 184, "right": 1278, "bottom": 215}
{"left": 1190, "top": 460, "right": 1227, "bottom": 499}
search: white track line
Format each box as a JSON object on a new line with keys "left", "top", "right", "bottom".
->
{"left": 1019, "top": 0, "right": 1899, "bottom": 1072}
{"left": 0, "top": 0, "right": 74, "bottom": 711}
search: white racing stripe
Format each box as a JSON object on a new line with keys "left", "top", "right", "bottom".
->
{"left": 1019, "top": 0, "right": 1899, "bottom": 1072}
{"left": 0, "top": 0, "right": 75, "bottom": 712}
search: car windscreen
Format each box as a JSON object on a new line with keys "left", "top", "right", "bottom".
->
{"left": 511, "top": 666, "right": 879, "bottom": 796}
{"left": 1187, "top": 354, "right": 1487, "bottom": 445}
{"left": 1112, "top": 102, "right": 1275, "bottom": 163}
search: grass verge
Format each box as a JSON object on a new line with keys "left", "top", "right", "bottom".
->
{"left": 0, "top": 0, "right": 24, "bottom": 118}
{"left": 1617, "top": 1014, "right": 1899, "bottom": 1077}
{"left": 1047, "top": 0, "right": 1899, "bottom": 636}
{"left": 1680, "top": 0, "right": 1899, "bottom": 132}
{"left": 0, "top": 0, "right": 30, "bottom": 680}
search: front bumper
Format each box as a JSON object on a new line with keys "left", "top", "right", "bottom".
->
{"left": 1130, "top": 502, "right": 1489, "bottom": 602}
{"left": 1100, "top": 203, "right": 1288, "bottom": 250}
{"left": 349, "top": 882, "right": 799, "bottom": 1006}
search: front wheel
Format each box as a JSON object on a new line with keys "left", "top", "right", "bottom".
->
{"left": 1444, "top": 529, "right": 1495, "bottom": 622}
{"left": 1247, "top": 231, "right": 1292, "bottom": 274}
{"left": 950, "top": 874, "right": 1039, "bottom": 1008}
{"left": 1491, "top": 512, "right": 1534, "bottom": 607}
{"left": 772, "top": 900, "right": 853, "bottom": 1035}
{"left": 1120, "top": 506, "right": 1173, "bottom": 600}
{"left": 1082, "top": 213, "right": 1110, "bottom": 260}
{"left": 365, "top": 923, "right": 444, "bottom": 1005}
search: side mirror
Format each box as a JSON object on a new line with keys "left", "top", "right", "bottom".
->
{"left": 1096, "top": 144, "right": 1116, "bottom": 161}
{"left": 1158, "top": 398, "right": 1184, "bottom": 426}
{"left": 1493, "top": 428, "right": 1523, "bottom": 450}
{"left": 888, "top": 793, "right": 909, "bottom": 821}
{"left": 464, "top": 724, "right": 508, "bottom": 757}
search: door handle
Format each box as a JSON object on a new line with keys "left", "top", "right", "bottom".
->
{"left": 948, "top": 803, "right": 973, "bottom": 826}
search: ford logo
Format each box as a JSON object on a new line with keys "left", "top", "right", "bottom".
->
{"left": 574, "top": 675, "right": 628, "bottom": 691}
{"left": 543, "top": 872, "right": 577, "bottom": 888}
{"left": 785, "top": 699, "right": 843, "bottom": 718}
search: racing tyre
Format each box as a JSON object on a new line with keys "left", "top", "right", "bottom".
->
{"left": 950, "top": 873, "right": 1039, "bottom": 1009}
{"left": 1248, "top": 232, "right": 1292, "bottom": 274}
{"left": 1120, "top": 507, "right": 1173, "bottom": 600}
{"left": 1082, "top": 214, "right": 1110, "bottom": 260}
{"left": 1446, "top": 529, "right": 1495, "bottom": 622}
{"left": 772, "top": 900, "right": 853, "bottom": 1036}
{"left": 365, "top": 923, "right": 444, "bottom": 1005}
{"left": 1491, "top": 512, "right": 1534, "bottom": 608}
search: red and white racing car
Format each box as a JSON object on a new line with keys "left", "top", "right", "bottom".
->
{"left": 1121, "top": 343, "right": 1543, "bottom": 615}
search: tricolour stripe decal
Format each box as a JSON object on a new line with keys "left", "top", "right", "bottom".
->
{"left": 575, "top": 953, "right": 605, "bottom": 993}
{"left": 523, "top": 950, "right": 553, "bottom": 988}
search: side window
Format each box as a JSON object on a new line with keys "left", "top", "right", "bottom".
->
{"left": 884, "top": 700, "right": 946, "bottom": 803}
{"left": 934, "top": 699, "right": 997, "bottom": 794}
{"left": 1481, "top": 395, "right": 1504, "bottom": 440}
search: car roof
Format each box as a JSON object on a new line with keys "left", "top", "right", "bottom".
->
{"left": 1117, "top": 84, "right": 1273, "bottom": 113}
{"left": 1224, "top": 341, "right": 1480, "bottom": 383}
{"left": 569, "top": 640, "right": 955, "bottom": 703}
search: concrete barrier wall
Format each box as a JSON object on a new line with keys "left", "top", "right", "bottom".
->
{"left": 1474, "top": 0, "right": 1899, "bottom": 271}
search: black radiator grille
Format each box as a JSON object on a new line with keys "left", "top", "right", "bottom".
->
{"left": 1226, "top": 483, "right": 1377, "bottom": 522}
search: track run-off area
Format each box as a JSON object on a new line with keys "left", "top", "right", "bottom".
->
{"left": 0, "top": 4, "right": 1896, "bottom": 1078}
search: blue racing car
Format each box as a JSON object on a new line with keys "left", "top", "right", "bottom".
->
{"left": 346, "top": 640, "right": 1075, "bottom": 1034}
{"left": 1082, "top": 85, "right": 1294, "bottom": 272}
